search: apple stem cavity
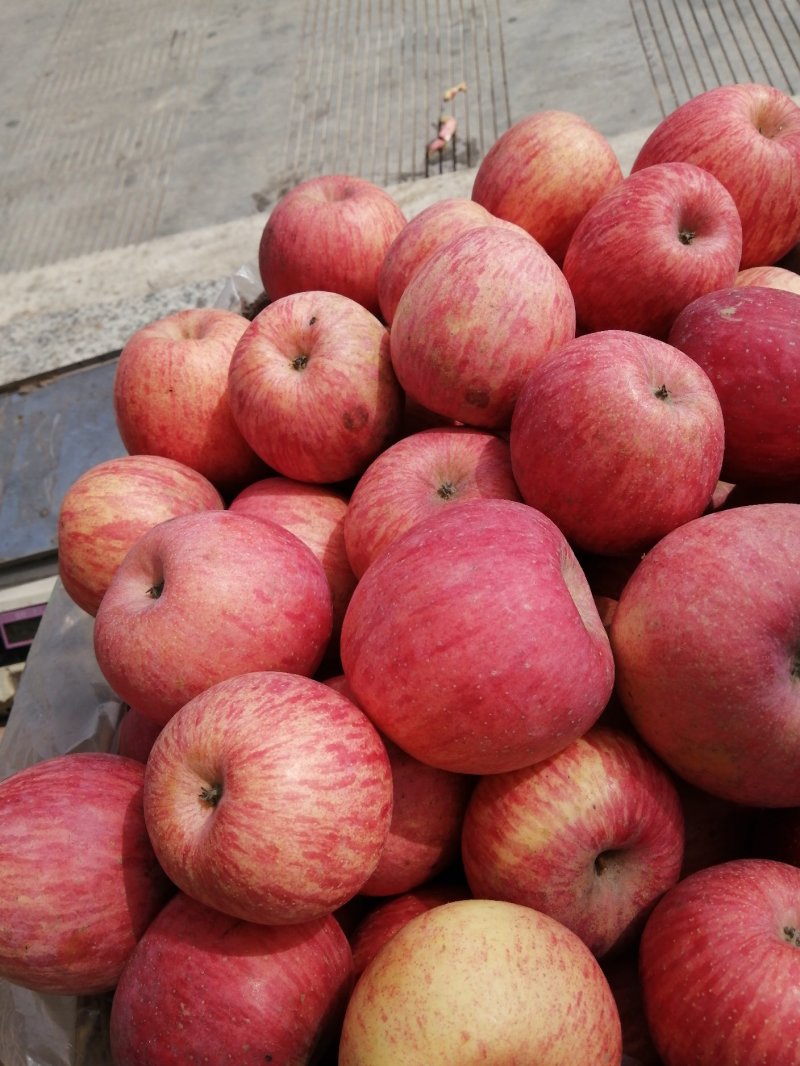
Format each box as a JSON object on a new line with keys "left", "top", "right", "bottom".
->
{"left": 594, "top": 850, "right": 617, "bottom": 876}
{"left": 437, "top": 481, "right": 457, "bottom": 500}
{"left": 292, "top": 353, "right": 310, "bottom": 371}
{"left": 783, "top": 926, "right": 800, "bottom": 947}
{"left": 199, "top": 783, "right": 223, "bottom": 807}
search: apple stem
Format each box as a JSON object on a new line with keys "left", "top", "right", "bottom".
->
{"left": 437, "top": 481, "right": 457, "bottom": 500}
{"left": 594, "top": 852, "right": 610, "bottom": 876}
{"left": 146, "top": 581, "right": 164, "bottom": 599}
{"left": 783, "top": 925, "right": 800, "bottom": 947}
{"left": 199, "top": 783, "right": 223, "bottom": 807}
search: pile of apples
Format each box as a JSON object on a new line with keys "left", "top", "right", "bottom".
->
{"left": 2, "top": 81, "right": 800, "bottom": 1066}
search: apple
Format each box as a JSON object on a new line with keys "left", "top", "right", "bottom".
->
{"left": 110, "top": 891, "right": 353, "bottom": 1066}
{"left": 349, "top": 881, "right": 472, "bottom": 978}
{"left": 631, "top": 82, "right": 800, "bottom": 268}
{"left": 57, "top": 453, "right": 224, "bottom": 616}
{"left": 113, "top": 307, "right": 267, "bottom": 496}
{"left": 509, "top": 329, "right": 725, "bottom": 555}
{"left": 229, "top": 475, "right": 356, "bottom": 643}
{"left": 322, "top": 673, "right": 474, "bottom": 896}
{"left": 142, "top": 670, "right": 393, "bottom": 925}
{"left": 341, "top": 499, "right": 614, "bottom": 775}
{"left": 389, "top": 224, "right": 576, "bottom": 429}
{"left": 562, "top": 161, "right": 742, "bottom": 338}
{"left": 667, "top": 285, "right": 800, "bottom": 487}
{"left": 93, "top": 509, "right": 333, "bottom": 726}
{"left": 227, "top": 290, "right": 404, "bottom": 484}
{"left": 735, "top": 264, "right": 800, "bottom": 295}
{"left": 357, "top": 735, "right": 472, "bottom": 896}
{"left": 117, "top": 704, "right": 163, "bottom": 763}
{"left": 0, "top": 752, "right": 172, "bottom": 996}
{"left": 461, "top": 725, "right": 684, "bottom": 958}
{"left": 471, "top": 109, "right": 624, "bottom": 264}
{"left": 258, "top": 173, "right": 406, "bottom": 317}
{"left": 639, "top": 858, "right": 800, "bottom": 1065}
{"left": 344, "top": 426, "right": 521, "bottom": 578}
{"left": 338, "top": 898, "right": 623, "bottom": 1065}
{"left": 377, "top": 197, "right": 505, "bottom": 325}
{"left": 610, "top": 503, "right": 800, "bottom": 807}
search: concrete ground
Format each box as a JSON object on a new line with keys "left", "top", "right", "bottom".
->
{"left": 2, "top": 0, "right": 799, "bottom": 380}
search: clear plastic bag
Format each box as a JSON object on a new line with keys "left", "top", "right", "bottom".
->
{"left": 0, "top": 580, "right": 123, "bottom": 1066}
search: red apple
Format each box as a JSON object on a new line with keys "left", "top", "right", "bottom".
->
{"left": 461, "top": 726, "right": 684, "bottom": 958}
{"left": 143, "top": 671, "right": 393, "bottom": 924}
{"left": 639, "top": 858, "right": 800, "bottom": 1065}
{"left": 229, "top": 476, "right": 356, "bottom": 642}
{"left": 667, "top": 285, "right": 800, "bottom": 487}
{"left": 344, "top": 426, "right": 521, "bottom": 578}
{"left": 93, "top": 509, "right": 333, "bottom": 726}
{"left": 471, "top": 109, "right": 624, "bottom": 264}
{"left": 562, "top": 161, "right": 742, "bottom": 338}
{"left": 117, "top": 705, "right": 163, "bottom": 763}
{"left": 341, "top": 499, "right": 614, "bottom": 775}
{"left": 349, "top": 881, "right": 472, "bottom": 978}
{"left": 359, "top": 735, "right": 472, "bottom": 896}
{"left": 735, "top": 264, "right": 800, "bottom": 295}
{"left": 57, "top": 453, "right": 224, "bottom": 616}
{"left": 110, "top": 891, "right": 353, "bottom": 1066}
{"left": 0, "top": 753, "right": 172, "bottom": 996}
{"left": 227, "top": 290, "right": 403, "bottom": 484}
{"left": 322, "top": 674, "right": 474, "bottom": 896}
{"left": 377, "top": 197, "right": 504, "bottom": 325}
{"left": 113, "top": 307, "right": 267, "bottom": 495}
{"left": 338, "top": 898, "right": 623, "bottom": 1065}
{"left": 631, "top": 82, "right": 800, "bottom": 268}
{"left": 610, "top": 503, "right": 800, "bottom": 807}
{"left": 509, "top": 329, "right": 725, "bottom": 555}
{"left": 389, "top": 224, "right": 576, "bottom": 429}
{"left": 258, "top": 173, "right": 406, "bottom": 317}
